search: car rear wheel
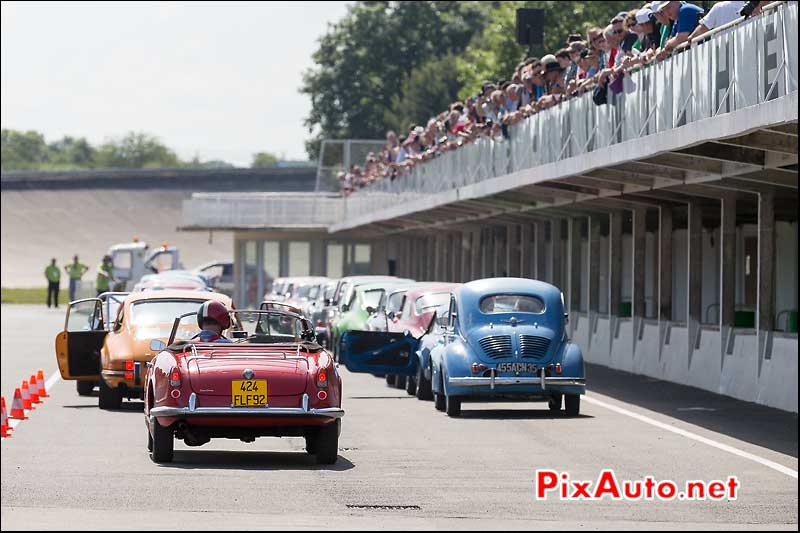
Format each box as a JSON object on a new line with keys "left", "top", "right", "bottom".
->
{"left": 565, "top": 394, "right": 580, "bottom": 417}
{"left": 76, "top": 380, "right": 95, "bottom": 396}
{"left": 405, "top": 374, "right": 417, "bottom": 396}
{"left": 304, "top": 434, "right": 317, "bottom": 455}
{"left": 434, "top": 370, "right": 446, "bottom": 411}
{"left": 313, "top": 421, "right": 339, "bottom": 465}
{"left": 445, "top": 393, "right": 461, "bottom": 417}
{"left": 415, "top": 362, "right": 432, "bottom": 401}
{"left": 385, "top": 374, "right": 395, "bottom": 386}
{"left": 150, "top": 420, "right": 174, "bottom": 463}
{"left": 393, "top": 375, "right": 407, "bottom": 390}
{"left": 98, "top": 379, "right": 122, "bottom": 410}
{"left": 147, "top": 430, "right": 153, "bottom": 452}
{"left": 548, "top": 393, "right": 563, "bottom": 412}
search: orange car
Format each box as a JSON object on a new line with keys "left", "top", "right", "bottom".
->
{"left": 55, "top": 289, "right": 233, "bottom": 409}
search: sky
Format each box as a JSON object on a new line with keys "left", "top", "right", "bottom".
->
{"left": 1, "top": 1, "right": 351, "bottom": 165}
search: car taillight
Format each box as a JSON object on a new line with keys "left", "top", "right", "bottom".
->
{"left": 317, "top": 368, "right": 328, "bottom": 388}
{"left": 124, "top": 372, "right": 134, "bottom": 380}
{"left": 555, "top": 363, "right": 562, "bottom": 374}
{"left": 316, "top": 320, "right": 324, "bottom": 327}
{"left": 169, "top": 368, "right": 181, "bottom": 387}
{"left": 125, "top": 360, "right": 134, "bottom": 371}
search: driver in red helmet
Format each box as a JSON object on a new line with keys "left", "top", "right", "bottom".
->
{"left": 193, "top": 300, "right": 232, "bottom": 342}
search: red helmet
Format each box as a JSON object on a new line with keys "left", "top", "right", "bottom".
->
{"left": 197, "top": 300, "right": 231, "bottom": 329}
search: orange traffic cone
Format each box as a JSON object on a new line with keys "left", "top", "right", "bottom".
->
{"left": 37, "top": 369, "right": 49, "bottom": 397}
{"left": 9, "top": 388, "right": 27, "bottom": 420}
{"left": 21, "top": 380, "right": 34, "bottom": 410}
{"left": 29, "top": 375, "right": 42, "bottom": 404}
{"left": 1, "top": 397, "right": 11, "bottom": 437}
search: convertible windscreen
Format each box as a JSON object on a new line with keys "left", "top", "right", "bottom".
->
{"left": 479, "top": 294, "right": 545, "bottom": 314}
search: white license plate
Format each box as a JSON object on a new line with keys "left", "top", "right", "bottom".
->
{"left": 496, "top": 362, "right": 538, "bottom": 373}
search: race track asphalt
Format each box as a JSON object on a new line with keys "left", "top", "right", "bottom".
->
{"left": 1, "top": 304, "right": 797, "bottom": 530}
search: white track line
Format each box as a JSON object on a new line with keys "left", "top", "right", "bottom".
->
{"left": 583, "top": 394, "right": 798, "bottom": 479}
{"left": 6, "top": 371, "right": 61, "bottom": 432}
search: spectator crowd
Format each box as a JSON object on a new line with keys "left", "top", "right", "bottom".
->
{"left": 338, "top": 0, "right": 772, "bottom": 194}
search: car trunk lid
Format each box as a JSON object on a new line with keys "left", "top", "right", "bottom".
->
{"left": 188, "top": 356, "right": 308, "bottom": 397}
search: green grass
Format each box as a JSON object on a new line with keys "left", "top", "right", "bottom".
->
{"left": 1, "top": 287, "right": 69, "bottom": 304}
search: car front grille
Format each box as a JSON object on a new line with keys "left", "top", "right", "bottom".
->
{"left": 518, "top": 335, "right": 551, "bottom": 359}
{"left": 479, "top": 335, "right": 513, "bottom": 359}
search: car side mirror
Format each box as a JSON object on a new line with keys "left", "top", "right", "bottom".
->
{"left": 366, "top": 306, "right": 375, "bottom": 314}
{"left": 387, "top": 311, "right": 396, "bottom": 320}
{"left": 324, "top": 298, "right": 332, "bottom": 306}
{"left": 341, "top": 304, "right": 349, "bottom": 312}
{"left": 150, "top": 339, "right": 166, "bottom": 352}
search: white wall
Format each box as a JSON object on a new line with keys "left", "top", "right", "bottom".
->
{"left": 775, "top": 221, "right": 799, "bottom": 330}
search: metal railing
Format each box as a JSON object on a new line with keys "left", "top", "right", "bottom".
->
{"left": 182, "top": 193, "right": 344, "bottom": 229}
{"left": 342, "top": 1, "right": 798, "bottom": 221}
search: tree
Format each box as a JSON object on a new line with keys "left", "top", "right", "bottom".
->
{"left": 300, "top": 1, "right": 490, "bottom": 158}
{"left": 94, "top": 132, "right": 180, "bottom": 168}
{"left": 251, "top": 151, "right": 280, "bottom": 168}
{"left": 47, "top": 136, "right": 96, "bottom": 168}
{"left": 384, "top": 54, "right": 463, "bottom": 134}
{"left": 1, "top": 129, "right": 49, "bottom": 170}
{"left": 456, "top": 1, "right": 634, "bottom": 99}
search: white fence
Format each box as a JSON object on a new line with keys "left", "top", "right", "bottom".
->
{"left": 183, "top": 193, "right": 344, "bottom": 229}
{"left": 343, "top": 2, "right": 798, "bottom": 219}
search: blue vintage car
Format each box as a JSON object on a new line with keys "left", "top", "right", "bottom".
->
{"left": 428, "top": 278, "right": 585, "bottom": 417}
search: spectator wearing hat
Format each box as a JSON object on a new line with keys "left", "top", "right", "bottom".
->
{"left": 539, "top": 54, "right": 566, "bottom": 105}
{"left": 689, "top": 1, "right": 747, "bottom": 39}
{"left": 654, "top": 1, "right": 705, "bottom": 60}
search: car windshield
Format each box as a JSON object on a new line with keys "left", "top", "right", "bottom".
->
{"left": 131, "top": 300, "right": 206, "bottom": 326}
{"left": 415, "top": 292, "right": 451, "bottom": 315}
{"left": 479, "top": 294, "right": 545, "bottom": 314}
{"left": 362, "top": 289, "right": 384, "bottom": 310}
{"left": 308, "top": 285, "right": 320, "bottom": 300}
{"left": 171, "top": 310, "right": 313, "bottom": 344}
{"left": 386, "top": 291, "right": 406, "bottom": 313}
{"left": 295, "top": 285, "right": 311, "bottom": 299}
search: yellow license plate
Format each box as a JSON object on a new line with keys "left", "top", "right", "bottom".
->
{"left": 231, "top": 380, "right": 267, "bottom": 407}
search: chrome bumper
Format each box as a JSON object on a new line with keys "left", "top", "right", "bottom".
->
{"left": 448, "top": 371, "right": 585, "bottom": 390}
{"left": 150, "top": 393, "right": 344, "bottom": 419}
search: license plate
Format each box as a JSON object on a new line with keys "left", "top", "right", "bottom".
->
{"left": 231, "top": 380, "right": 267, "bottom": 407}
{"left": 496, "top": 362, "right": 538, "bottom": 373}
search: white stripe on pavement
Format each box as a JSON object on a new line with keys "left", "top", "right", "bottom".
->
{"left": 6, "top": 371, "right": 61, "bottom": 431}
{"left": 583, "top": 394, "right": 798, "bottom": 479}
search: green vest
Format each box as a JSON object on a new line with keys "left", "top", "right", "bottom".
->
{"left": 96, "top": 262, "right": 113, "bottom": 291}
{"left": 66, "top": 262, "right": 89, "bottom": 280}
{"left": 45, "top": 265, "right": 61, "bottom": 283}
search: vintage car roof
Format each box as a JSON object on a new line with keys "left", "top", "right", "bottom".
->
{"left": 124, "top": 289, "right": 232, "bottom": 306}
{"left": 456, "top": 278, "right": 562, "bottom": 330}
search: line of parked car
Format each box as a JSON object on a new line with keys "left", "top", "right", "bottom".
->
{"left": 265, "top": 275, "right": 586, "bottom": 418}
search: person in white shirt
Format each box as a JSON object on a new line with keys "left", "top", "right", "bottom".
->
{"left": 689, "top": 1, "right": 747, "bottom": 39}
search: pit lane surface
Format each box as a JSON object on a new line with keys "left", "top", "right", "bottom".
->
{"left": 1, "top": 305, "right": 797, "bottom": 530}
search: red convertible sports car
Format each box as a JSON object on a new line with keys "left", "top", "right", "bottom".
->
{"left": 144, "top": 308, "right": 344, "bottom": 464}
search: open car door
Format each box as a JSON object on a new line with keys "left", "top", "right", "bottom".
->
{"left": 339, "top": 330, "right": 419, "bottom": 377}
{"left": 54, "top": 298, "right": 108, "bottom": 380}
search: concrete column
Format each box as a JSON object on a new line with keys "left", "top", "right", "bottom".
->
{"left": 534, "top": 221, "right": 546, "bottom": 280}
{"left": 507, "top": 224, "right": 521, "bottom": 277}
{"left": 481, "top": 228, "right": 489, "bottom": 278}
{"left": 471, "top": 228, "right": 481, "bottom": 282}
{"left": 451, "top": 233, "right": 461, "bottom": 283}
{"left": 632, "top": 208, "right": 647, "bottom": 321}
{"left": 427, "top": 236, "right": 436, "bottom": 281}
{"left": 460, "top": 231, "right": 469, "bottom": 282}
{"left": 609, "top": 211, "right": 623, "bottom": 318}
{"left": 720, "top": 197, "right": 736, "bottom": 330}
{"left": 568, "top": 218, "right": 582, "bottom": 316}
{"left": 520, "top": 223, "right": 532, "bottom": 278}
{"left": 658, "top": 207, "right": 673, "bottom": 322}
{"left": 688, "top": 202, "right": 703, "bottom": 359}
{"left": 494, "top": 227, "right": 505, "bottom": 277}
{"left": 588, "top": 216, "right": 601, "bottom": 318}
{"left": 551, "top": 219, "right": 563, "bottom": 289}
{"left": 758, "top": 191, "right": 775, "bottom": 363}
{"left": 489, "top": 227, "right": 498, "bottom": 277}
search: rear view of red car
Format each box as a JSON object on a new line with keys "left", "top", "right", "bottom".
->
{"left": 144, "top": 309, "right": 344, "bottom": 464}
